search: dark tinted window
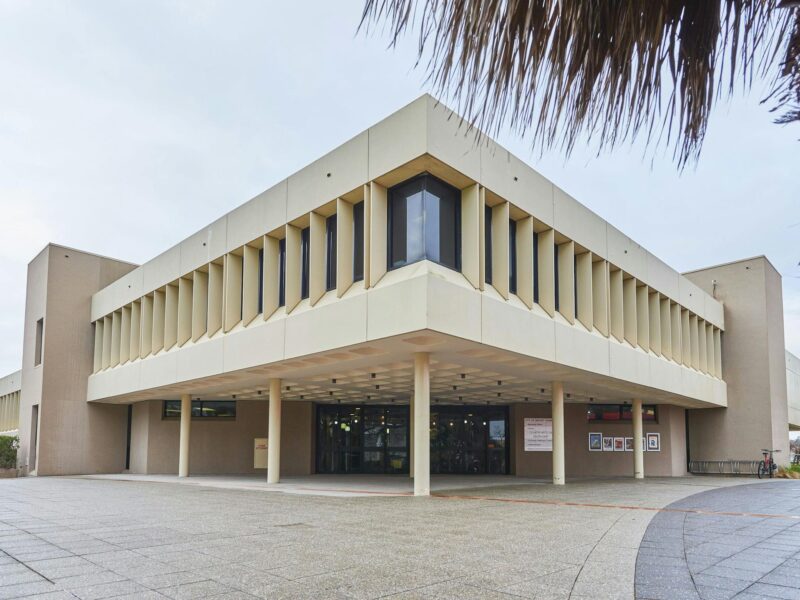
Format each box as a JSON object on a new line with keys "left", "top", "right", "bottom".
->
{"left": 326, "top": 214, "right": 337, "bottom": 291}
{"left": 278, "top": 238, "right": 286, "bottom": 307}
{"left": 554, "top": 243, "right": 560, "bottom": 311}
{"left": 353, "top": 201, "right": 364, "bottom": 281}
{"left": 387, "top": 174, "right": 460, "bottom": 271}
{"left": 300, "top": 227, "right": 310, "bottom": 299}
{"left": 163, "top": 400, "right": 236, "bottom": 419}
{"left": 533, "top": 230, "right": 539, "bottom": 303}
{"left": 509, "top": 219, "right": 517, "bottom": 294}
{"left": 485, "top": 205, "right": 493, "bottom": 284}
{"left": 258, "top": 248, "right": 264, "bottom": 314}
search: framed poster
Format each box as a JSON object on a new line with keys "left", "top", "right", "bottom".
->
{"left": 614, "top": 437, "right": 625, "bottom": 452}
{"left": 603, "top": 437, "right": 614, "bottom": 452}
{"left": 647, "top": 432, "right": 661, "bottom": 451}
{"left": 589, "top": 432, "right": 602, "bottom": 451}
{"left": 524, "top": 418, "right": 552, "bottom": 451}
{"left": 625, "top": 437, "right": 634, "bottom": 452}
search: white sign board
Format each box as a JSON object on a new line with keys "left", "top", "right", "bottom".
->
{"left": 524, "top": 418, "right": 552, "bottom": 451}
{"left": 254, "top": 438, "right": 268, "bottom": 469}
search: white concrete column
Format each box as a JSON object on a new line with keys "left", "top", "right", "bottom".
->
{"left": 632, "top": 398, "right": 644, "bottom": 479}
{"left": 552, "top": 382, "right": 565, "bottom": 485}
{"left": 178, "top": 394, "right": 191, "bottom": 477}
{"left": 413, "top": 353, "right": 430, "bottom": 496}
{"left": 267, "top": 378, "right": 281, "bottom": 484}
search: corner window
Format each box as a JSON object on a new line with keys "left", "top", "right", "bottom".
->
{"left": 163, "top": 400, "right": 236, "bottom": 419}
{"left": 387, "top": 174, "right": 460, "bottom": 272}
{"left": 300, "top": 227, "right": 310, "bottom": 300}
{"left": 326, "top": 214, "right": 337, "bottom": 291}
{"left": 34, "top": 318, "right": 44, "bottom": 366}
{"left": 353, "top": 201, "right": 364, "bottom": 282}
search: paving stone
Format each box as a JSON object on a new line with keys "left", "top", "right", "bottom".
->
{"left": 635, "top": 481, "right": 800, "bottom": 600}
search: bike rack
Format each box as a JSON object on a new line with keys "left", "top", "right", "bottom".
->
{"left": 688, "top": 460, "right": 761, "bottom": 475}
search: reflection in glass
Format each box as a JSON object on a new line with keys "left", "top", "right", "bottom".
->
{"left": 388, "top": 174, "right": 461, "bottom": 271}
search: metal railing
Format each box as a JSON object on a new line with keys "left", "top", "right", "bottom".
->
{"left": 688, "top": 460, "right": 761, "bottom": 475}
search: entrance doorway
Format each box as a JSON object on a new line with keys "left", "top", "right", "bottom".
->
{"left": 431, "top": 405, "right": 508, "bottom": 475}
{"left": 315, "top": 404, "right": 509, "bottom": 475}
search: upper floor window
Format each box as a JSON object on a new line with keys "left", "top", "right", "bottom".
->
{"left": 258, "top": 248, "right": 264, "bottom": 314}
{"left": 278, "top": 238, "right": 286, "bottom": 307}
{"left": 485, "top": 205, "right": 493, "bottom": 284}
{"left": 533, "top": 231, "right": 539, "bottom": 303}
{"left": 300, "top": 227, "right": 310, "bottom": 299}
{"left": 388, "top": 174, "right": 460, "bottom": 272}
{"left": 34, "top": 318, "right": 44, "bottom": 366}
{"left": 353, "top": 201, "right": 364, "bottom": 282}
{"left": 509, "top": 219, "right": 517, "bottom": 294}
{"left": 326, "top": 215, "right": 337, "bottom": 291}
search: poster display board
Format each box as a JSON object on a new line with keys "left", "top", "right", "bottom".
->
{"left": 524, "top": 418, "right": 552, "bottom": 451}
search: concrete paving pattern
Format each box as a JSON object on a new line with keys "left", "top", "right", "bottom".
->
{"left": 0, "top": 476, "right": 792, "bottom": 599}
{"left": 636, "top": 481, "right": 800, "bottom": 600}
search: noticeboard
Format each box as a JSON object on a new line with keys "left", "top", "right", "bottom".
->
{"left": 524, "top": 418, "right": 552, "bottom": 451}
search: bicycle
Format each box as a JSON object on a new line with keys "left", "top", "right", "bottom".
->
{"left": 757, "top": 449, "right": 780, "bottom": 479}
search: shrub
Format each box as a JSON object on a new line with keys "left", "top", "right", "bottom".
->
{"left": 0, "top": 436, "right": 18, "bottom": 469}
{"left": 776, "top": 465, "right": 800, "bottom": 479}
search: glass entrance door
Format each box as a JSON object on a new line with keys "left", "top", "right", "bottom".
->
{"left": 316, "top": 405, "right": 409, "bottom": 474}
{"left": 315, "top": 404, "right": 508, "bottom": 475}
{"left": 430, "top": 406, "right": 509, "bottom": 475}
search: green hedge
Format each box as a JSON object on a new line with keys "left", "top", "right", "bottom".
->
{"left": 0, "top": 436, "right": 18, "bottom": 469}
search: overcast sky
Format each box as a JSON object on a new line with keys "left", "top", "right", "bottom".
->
{"left": 0, "top": 1, "right": 798, "bottom": 375}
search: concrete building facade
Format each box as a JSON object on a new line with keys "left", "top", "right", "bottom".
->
{"left": 5, "top": 96, "right": 796, "bottom": 492}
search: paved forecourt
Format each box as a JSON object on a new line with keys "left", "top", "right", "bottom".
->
{"left": 0, "top": 476, "right": 785, "bottom": 599}
{"left": 636, "top": 480, "right": 800, "bottom": 600}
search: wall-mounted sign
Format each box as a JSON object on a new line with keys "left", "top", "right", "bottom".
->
{"left": 524, "top": 418, "right": 552, "bottom": 451}
{"left": 254, "top": 438, "right": 268, "bottom": 469}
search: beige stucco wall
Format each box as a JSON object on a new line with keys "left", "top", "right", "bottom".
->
{"left": 685, "top": 257, "right": 790, "bottom": 462}
{"left": 510, "top": 403, "right": 686, "bottom": 478}
{"left": 787, "top": 351, "right": 800, "bottom": 430}
{"left": 18, "top": 245, "right": 137, "bottom": 475}
{"left": 129, "top": 399, "right": 313, "bottom": 476}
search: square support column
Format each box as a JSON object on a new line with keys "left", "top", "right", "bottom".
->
{"left": 413, "top": 353, "right": 430, "bottom": 496}
{"left": 632, "top": 398, "right": 644, "bottom": 479}
{"left": 552, "top": 382, "right": 565, "bottom": 485}
{"left": 178, "top": 394, "right": 191, "bottom": 477}
{"left": 268, "top": 378, "right": 282, "bottom": 484}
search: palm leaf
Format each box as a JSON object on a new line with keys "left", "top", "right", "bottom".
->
{"left": 360, "top": 0, "right": 798, "bottom": 167}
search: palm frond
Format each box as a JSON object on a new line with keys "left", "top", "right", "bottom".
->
{"left": 360, "top": 0, "right": 798, "bottom": 167}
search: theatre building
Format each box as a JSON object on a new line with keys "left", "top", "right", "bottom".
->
{"left": 9, "top": 96, "right": 798, "bottom": 495}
